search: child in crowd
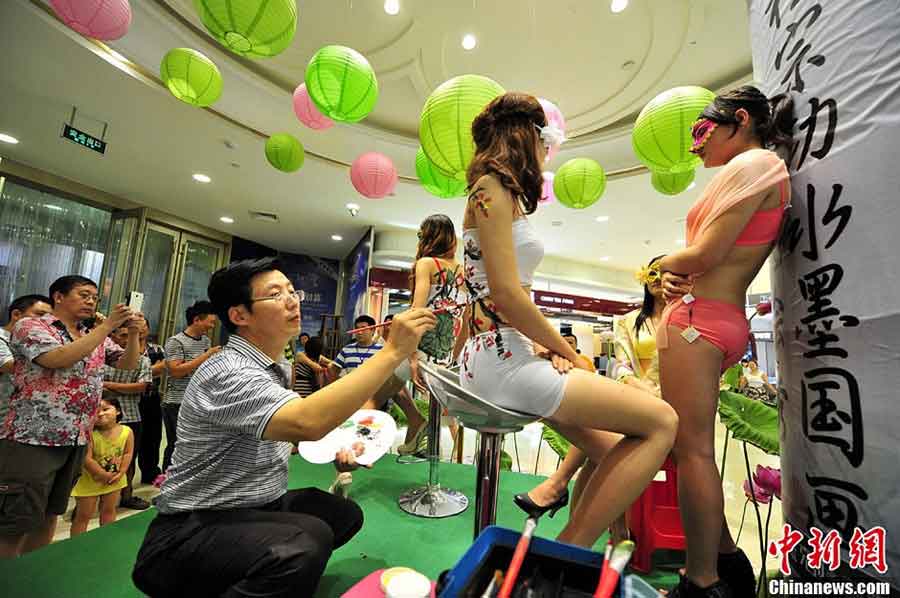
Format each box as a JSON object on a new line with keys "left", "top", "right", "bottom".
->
{"left": 70, "top": 398, "right": 134, "bottom": 537}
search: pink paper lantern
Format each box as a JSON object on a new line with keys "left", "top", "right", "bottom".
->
{"left": 351, "top": 152, "right": 398, "bottom": 199}
{"left": 50, "top": 0, "right": 132, "bottom": 41}
{"left": 540, "top": 171, "right": 556, "bottom": 204}
{"left": 292, "top": 83, "right": 334, "bottom": 131}
{"left": 538, "top": 98, "right": 566, "bottom": 161}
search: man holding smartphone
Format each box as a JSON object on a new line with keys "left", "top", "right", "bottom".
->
{"left": 0, "top": 275, "right": 140, "bottom": 558}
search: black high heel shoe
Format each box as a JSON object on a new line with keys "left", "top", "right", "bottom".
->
{"left": 513, "top": 489, "right": 570, "bottom": 519}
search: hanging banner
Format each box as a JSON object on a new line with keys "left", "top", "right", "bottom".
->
{"left": 750, "top": 0, "right": 900, "bottom": 590}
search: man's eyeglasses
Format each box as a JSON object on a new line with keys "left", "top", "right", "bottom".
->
{"left": 250, "top": 290, "right": 305, "bottom": 305}
{"left": 76, "top": 291, "right": 99, "bottom": 304}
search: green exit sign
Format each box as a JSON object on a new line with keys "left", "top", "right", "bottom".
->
{"left": 62, "top": 124, "right": 106, "bottom": 154}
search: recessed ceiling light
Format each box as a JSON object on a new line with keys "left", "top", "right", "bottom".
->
{"left": 384, "top": 0, "right": 400, "bottom": 15}
{"left": 0, "top": 133, "right": 19, "bottom": 145}
{"left": 610, "top": 0, "right": 628, "bottom": 13}
{"left": 192, "top": 173, "right": 211, "bottom": 183}
{"left": 220, "top": 216, "right": 234, "bottom": 224}
{"left": 595, "top": 216, "right": 610, "bottom": 223}
{"left": 331, "top": 234, "right": 343, "bottom": 241}
{"left": 462, "top": 33, "right": 477, "bottom": 50}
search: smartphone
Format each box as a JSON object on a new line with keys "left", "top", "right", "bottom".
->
{"left": 126, "top": 291, "right": 145, "bottom": 313}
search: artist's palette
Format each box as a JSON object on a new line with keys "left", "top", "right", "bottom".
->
{"left": 297, "top": 409, "right": 397, "bottom": 467}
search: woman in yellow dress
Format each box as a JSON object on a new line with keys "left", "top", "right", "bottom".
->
{"left": 516, "top": 256, "right": 666, "bottom": 545}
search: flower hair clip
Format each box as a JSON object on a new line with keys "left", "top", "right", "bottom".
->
{"left": 535, "top": 122, "right": 567, "bottom": 149}
{"left": 635, "top": 261, "right": 662, "bottom": 286}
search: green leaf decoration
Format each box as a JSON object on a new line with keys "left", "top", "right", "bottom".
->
{"left": 718, "top": 390, "right": 780, "bottom": 455}
{"left": 542, "top": 424, "right": 571, "bottom": 460}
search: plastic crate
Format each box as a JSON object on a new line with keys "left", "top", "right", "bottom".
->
{"left": 437, "top": 526, "right": 660, "bottom": 597}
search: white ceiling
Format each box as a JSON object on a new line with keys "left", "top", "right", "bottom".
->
{"left": 0, "top": 0, "right": 752, "bottom": 273}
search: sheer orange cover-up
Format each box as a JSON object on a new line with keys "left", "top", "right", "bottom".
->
{"left": 657, "top": 149, "right": 791, "bottom": 350}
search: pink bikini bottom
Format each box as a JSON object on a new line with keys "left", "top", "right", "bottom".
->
{"left": 664, "top": 298, "right": 749, "bottom": 372}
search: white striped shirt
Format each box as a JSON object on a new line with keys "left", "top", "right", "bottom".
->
{"left": 155, "top": 334, "right": 296, "bottom": 513}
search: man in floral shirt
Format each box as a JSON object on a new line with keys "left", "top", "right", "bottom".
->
{"left": 0, "top": 275, "right": 139, "bottom": 558}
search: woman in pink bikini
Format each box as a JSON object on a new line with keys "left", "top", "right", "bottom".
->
{"left": 657, "top": 86, "right": 794, "bottom": 598}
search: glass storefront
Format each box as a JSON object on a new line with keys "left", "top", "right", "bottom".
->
{"left": 0, "top": 178, "right": 111, "bottom": 319}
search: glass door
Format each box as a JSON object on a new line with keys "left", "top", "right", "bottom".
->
{"left": 98, "top": 209, "right": 142, "bottom": 315}
{"left": 134, "top": 224, "right": 178, "bottom": 338}
{"left": 170, "top": 234, "right": 224, "bottom": 333}
{"left": 130, "top": 225, "right": 226, "bottom": 344}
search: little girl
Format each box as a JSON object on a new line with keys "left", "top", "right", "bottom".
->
{"left": 70, "top": 398, "right": 134, "bottom": 537}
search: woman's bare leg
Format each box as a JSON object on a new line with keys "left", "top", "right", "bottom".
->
{"left": 659, "top": 327, "right": 726, "bottom": 588}
{"left": 547, "top": 370, "right": 678, "bottom": 547}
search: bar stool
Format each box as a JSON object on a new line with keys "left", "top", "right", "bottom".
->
{"left": 397, "top": 372, "right": 469, "bottom": 519}
{"left": 417, "top": 363, "right": 536, "bottom": 539}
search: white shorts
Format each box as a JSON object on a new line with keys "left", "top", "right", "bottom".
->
{"left": 459, "top": 328, "right": 567, "bottom": 418}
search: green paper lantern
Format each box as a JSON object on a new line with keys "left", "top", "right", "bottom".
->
{"left": 553, "top": 158, "right": 606, "bottom": 209}
{"left": 632, "top": 85, "right": 715, "bottom": 174}
{"left": 304, "top": 45, "right": 378, "bottom": 123}
{"left": 651, "top": 168, "right": 695, "bottom": 196}
{"left": 419, "top": 74, "right": 505, "bottom": 182}
{"left": 415, "top": 148, "right": 467, "bottom": 199}
{"left": 160, "top": 48, "right": 223, "bottom": 107}
{"left": 193, "top": 0, "right": 297, "bottom": 58}
{"left": 265, "top": 133, "right": 304, "bottom": 172}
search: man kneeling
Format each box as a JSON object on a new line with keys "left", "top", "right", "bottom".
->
{"left": 132, "top": 258, "right": 435, "bottom": 597}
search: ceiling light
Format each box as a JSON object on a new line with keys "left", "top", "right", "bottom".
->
{"left": 611, "top": 0, "right": 629, "bottom": 13}
{"left": 462, "top": 34, "right": 477, "bottom": 50}
{"left": 384, "top": 0, "right": 400, "bottom": 15}
{"left": 0, "top": 133, "right": 19, "bottom": 145}
{"left": 595, "top": 216, "right": 610, "bottom": 223}
{"left": 220, "top": 216, "right": 234, "bottom": 224}
{"left": 331, "top": 234, "right": 343, "bottom": 241}
{"left": 192, "top": 173, "right": 211, "bottom": 183}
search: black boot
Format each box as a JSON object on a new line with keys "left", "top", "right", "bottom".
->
{"left": 718, "top": 549, "right": 756, "bottom": 598}
{"left": 668, "top": 575, "right": 732, "bottom": 598}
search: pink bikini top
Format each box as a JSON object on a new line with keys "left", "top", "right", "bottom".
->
{"left": 687, "top": 178, "right": 789, "bottom": 247}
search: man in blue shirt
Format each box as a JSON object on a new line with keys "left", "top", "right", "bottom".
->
{"left": 329, "top": 315, "right": 382, "bottom": 377}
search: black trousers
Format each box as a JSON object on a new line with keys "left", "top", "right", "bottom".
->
{"left": 161, "top": 404, "right": 180, "bottom": 473}
{"left": 122, "top": 422, "right": 142, "bottom": 502}
{"left": 132, "top": 488, "right": 364, "bottom": 598}
{"left": 138, "top": 392, "right": 163, "bottom": 482}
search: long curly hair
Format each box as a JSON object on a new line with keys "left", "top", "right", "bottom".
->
{"left": 409, "top": 214, "right": 457, "bottom": 300}
{"left": 466, "top": 92, "right": 547, "bottom": 215}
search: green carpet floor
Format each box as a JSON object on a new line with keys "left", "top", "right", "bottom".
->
{"left": 1, "top": 456, "right": 679, "bottom": 597}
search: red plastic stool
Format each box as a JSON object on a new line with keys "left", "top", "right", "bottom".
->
{"left": 627, "top": 457, "right": 686, "bottom": 573}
